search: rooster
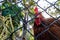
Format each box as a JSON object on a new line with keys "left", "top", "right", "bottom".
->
{"left": 33, "top": 6, "right": 60, "bottom": 40}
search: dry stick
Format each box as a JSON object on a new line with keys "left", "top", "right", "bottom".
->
{"left": 9, "top": 15, "right": 15, "bottom": 40}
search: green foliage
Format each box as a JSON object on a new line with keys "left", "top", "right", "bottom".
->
{"left": 0, "top": 16, "right": 14, "bottom": 40}
{"left": 0, "top": 1, "right": 24, "bottom": 40}
{"left": 0, "top": 0, "right": 35, "bottom": 40}
{"left": 23, "top": 0, "right": 26, "bottom": 4}
{"left": 1, "top": 1, "right": 24, "bottom": 26}
{"left": 56, "top": 1, "right": 60, "bottom": 6}
{"left": 29, "top": 0, "right": 35, "bottom": 6}
{"left": 12, "top": 0, "right": 16, "bottom": 2}
{"left": 2, "top": 2, "right": 21, "bottom": 17}
{"left": 58, "top": 0, "right": 60, "bottom": 1}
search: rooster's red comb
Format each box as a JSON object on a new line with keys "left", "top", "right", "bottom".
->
{"left": 34, "top": 6, "right": 38, "bottom": 14}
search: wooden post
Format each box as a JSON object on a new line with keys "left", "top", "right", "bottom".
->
{"left": 0, "top": 9, "right": 2, "bottom": 16}
{"left": 22, "top": 10, "right": 28, "bottom": 40}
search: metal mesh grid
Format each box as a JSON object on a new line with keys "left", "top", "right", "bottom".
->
{"left": 0, "top": 0, "right": 60, "bottom": 40}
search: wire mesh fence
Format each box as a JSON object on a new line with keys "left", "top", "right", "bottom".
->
{"left": 0, "top": 0, "right": 60, "bottom": 40}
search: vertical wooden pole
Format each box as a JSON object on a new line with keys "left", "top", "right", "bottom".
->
{"left": 22, "top": 10, "right": 28, "bottom": 40}
{"left": 0, "top": 9, "right": 2, "bottom": 16}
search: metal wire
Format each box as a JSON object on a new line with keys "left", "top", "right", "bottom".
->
{"left": 0, "top": 0, "right": 60, "bottom": 40}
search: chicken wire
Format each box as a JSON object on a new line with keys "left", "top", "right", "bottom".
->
{"left": 0, "top": 0, "right": 60, "bottom": 40}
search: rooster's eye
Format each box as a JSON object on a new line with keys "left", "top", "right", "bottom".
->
{"left": 37, "top": 15, "right": 40, "bottom": 18}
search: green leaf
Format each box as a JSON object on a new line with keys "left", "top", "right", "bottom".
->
{"left": 23, "top": 0, "right": 26, "bottom": 4}
{"left": 29, "top": 1, "right": 34, "bottom": 5}
{"left": 57, "top": 1, "right": 60, "bottom": 6}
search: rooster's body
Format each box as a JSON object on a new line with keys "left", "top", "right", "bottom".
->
{"left": 33, "top": 6, "right": 60, "bottom": 40}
